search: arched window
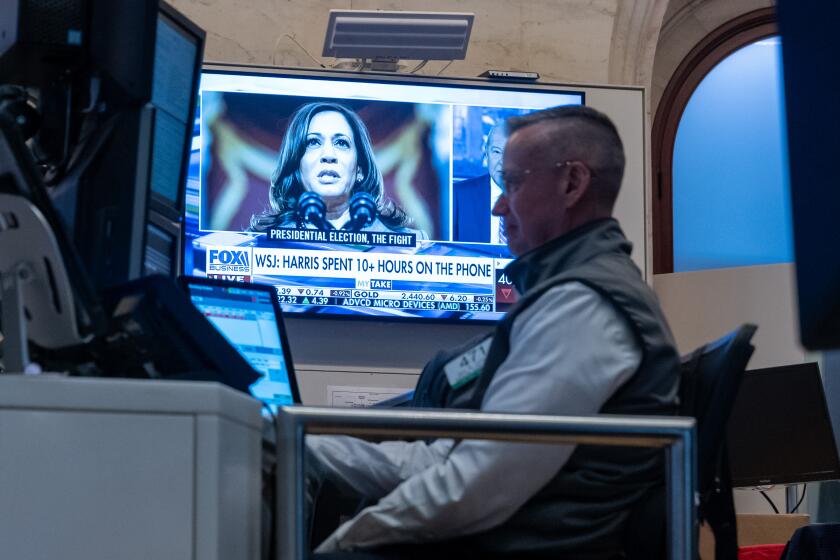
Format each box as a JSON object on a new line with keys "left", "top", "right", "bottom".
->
{"left": 652, "top": 9, "right": 787, "bottom": 273}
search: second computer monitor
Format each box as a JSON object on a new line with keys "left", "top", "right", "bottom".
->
{"left": 727, "top": 362, "right": 840, "bottom": 487}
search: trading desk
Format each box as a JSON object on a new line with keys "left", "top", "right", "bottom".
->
{"left": 0, "top": 375, "right": 262, "bottom": 560}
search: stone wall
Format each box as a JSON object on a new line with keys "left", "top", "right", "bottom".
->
{"left": 169, "top": 0, "right": 668, "bottom": 89}
{"left": 651, "top": 0, "right": 775, "bottom": 113}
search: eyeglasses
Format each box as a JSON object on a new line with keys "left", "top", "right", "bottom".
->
{"left": 498, "top": 161, "right": 574, "bottom": 195}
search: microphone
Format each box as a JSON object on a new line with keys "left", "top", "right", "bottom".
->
{"left": 296, "top": 192, "right": 331, "bottom": 229}
{"left": 344, "top": 192, "right": 378, "bottom": 231}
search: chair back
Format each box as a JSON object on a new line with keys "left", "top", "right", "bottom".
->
{"left": 681, "top": 324, "right": 756, "bottom": 560}
{"left": 680, "top": 324, "right": 757, "bottom": 496}
{"left": 625, "top": 323, "right": 757, "bottom": 560}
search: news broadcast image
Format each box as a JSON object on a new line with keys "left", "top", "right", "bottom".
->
{"left": 183, "top": 72, "right": 582, "bottom": 321}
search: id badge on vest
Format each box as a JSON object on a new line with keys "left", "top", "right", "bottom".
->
{"left": 443, "top": 337, "right": 492, "bottom": 389}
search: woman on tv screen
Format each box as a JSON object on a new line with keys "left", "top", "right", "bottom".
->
{"left": 250, "top": 101, "right": 426, "bottom": 238}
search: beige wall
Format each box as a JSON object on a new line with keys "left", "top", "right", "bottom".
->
{"left": 169, "top": 0, "right": 668, "bottom": 88}
{"left": 654, "top": 263, "right": 806, "bottom": 367}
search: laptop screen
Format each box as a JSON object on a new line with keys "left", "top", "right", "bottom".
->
{"left": 183, "top": 278, "right": 300, "bottom": 408}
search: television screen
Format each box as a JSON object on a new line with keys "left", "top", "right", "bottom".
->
{"left": 183, "top": 67, "right": 583, "bottom": 321}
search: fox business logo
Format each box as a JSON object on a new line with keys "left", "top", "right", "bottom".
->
{"left": 207, "top": 246, "right": 252, "bottom": 274}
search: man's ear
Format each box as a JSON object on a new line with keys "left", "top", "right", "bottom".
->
{"left": 563, "top": 161, "right": 592, "bottom": 209}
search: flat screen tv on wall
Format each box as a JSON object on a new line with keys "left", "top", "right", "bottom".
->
{"left": 183, "top": 65, "right": 584, "bottom": 322}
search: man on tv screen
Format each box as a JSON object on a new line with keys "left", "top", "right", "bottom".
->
{"left": 309, "top": 105, "right": 681, "bottom": 559}
{"left": 452, "top": 122, "right": 508, "bottom": 243}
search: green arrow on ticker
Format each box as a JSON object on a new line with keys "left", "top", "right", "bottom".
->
{"left": 302, "top": 298, "right": 310, "bottom": 304}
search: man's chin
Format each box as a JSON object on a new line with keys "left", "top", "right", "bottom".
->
{"left": 506, "top": 240, "right": 524, "bottom": 256}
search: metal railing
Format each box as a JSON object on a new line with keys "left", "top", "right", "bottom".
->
{"left": 276, "top": 406, "right": 696, "bottom": 560}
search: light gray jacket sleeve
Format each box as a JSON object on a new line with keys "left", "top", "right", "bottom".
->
{"left": 307, "top": 436, "right": 454, "bottom": 499}
{"left": 315, "top": 282, "right": 642, "bottom": 552}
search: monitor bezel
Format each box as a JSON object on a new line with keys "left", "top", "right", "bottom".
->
{"left": 178, "top": 274, "right": 302, "bottom": 405}
{"left": 200, "top": 62, "right": 589, "bottom": 99}
{"left": 184, "top": 63, "right": 590, "bottom": 325}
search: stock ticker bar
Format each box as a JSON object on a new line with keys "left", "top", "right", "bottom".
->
{"left": 205, "top": 245, "right": 517, "bottom": 315}
{"left": 276, "top": 286, "right": 496, "bottom": 313}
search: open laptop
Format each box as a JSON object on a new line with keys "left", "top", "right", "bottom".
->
{"left": 179, "top": 276, "right": 301, "bottom": 409}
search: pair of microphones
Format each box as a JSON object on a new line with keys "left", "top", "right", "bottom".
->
{"left": 296, "top": 191, "right": 378, "bottom": 231}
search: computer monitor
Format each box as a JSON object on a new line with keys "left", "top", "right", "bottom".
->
{"left": 183, "top": 65, "right": 585, "bottom": 323}
{"left": 144, "top": 4, "right": 205, "bottom": 276}
{"left": 181, "top": 276, "right": 301, "bottom": 409}
{"left": 71, "top": 1, "right": 205, "bottom": 287}
{"left": 1, "top": 0, "right": 206, "bottom": 287}
{"left": 1, "top": 1, "right": 205, "bottom": 292}
{"left": 727, "top": 362, "right": 840, "bottom": 487}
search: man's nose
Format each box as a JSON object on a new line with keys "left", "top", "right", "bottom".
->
{"left": 492, "top": 194, "right": 507, "bottom": 216}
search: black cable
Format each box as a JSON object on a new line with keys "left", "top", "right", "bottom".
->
{"left": 759, "top": 490, "right": 780, "bottom": 514}
{"left": 437, "top": 60, "right": 454, "bottom": 75}
{"left": 790, "top": 484, "right": 807, "bottom": 514}
{"left": 410, "top": 60, "right": 429, "bottom": 73}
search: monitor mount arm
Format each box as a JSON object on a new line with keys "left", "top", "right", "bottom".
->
{"left": 0, "top": 193, "right": 89, "bottom": 373}
{"left": 1, "top": 259, "right": 31, "bottom": 373}
{"left": 0, "top": 114, "right": 94, "bottom": 373}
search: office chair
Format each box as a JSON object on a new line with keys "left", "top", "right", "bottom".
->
{"left": 624, "top": 323, "right": 757, "bottom": 560}
{"left": 781, "top": 523, "right": 840, "bottom": 559}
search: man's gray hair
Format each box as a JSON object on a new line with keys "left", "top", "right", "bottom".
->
{"left": 507, "top": 105, "right": 626, "bottom": 206}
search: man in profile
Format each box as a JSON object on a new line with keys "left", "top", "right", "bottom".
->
{"left": 310, "top": 105, "right": 680, "bottom": 560}
{"left": 452, "top": 122, "right": 508, "bottom": 243}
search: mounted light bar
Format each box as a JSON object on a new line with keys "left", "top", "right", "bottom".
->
{"left": 322, "top": 10, "right": 475, "bottom": 62}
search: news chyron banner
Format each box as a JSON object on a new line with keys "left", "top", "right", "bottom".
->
{"left": 205, "top": 243, "right": 516, "bottom": 319}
